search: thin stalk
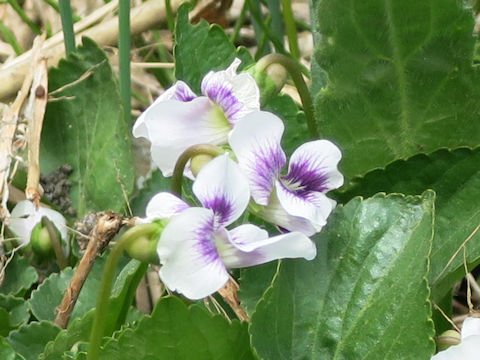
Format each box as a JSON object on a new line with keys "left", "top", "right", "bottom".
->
{"left": 165, "top": 0, "right": 175, "bottom": 34}
{"left": 257, "top": 53, "right": 318, "bottom": 138}
{"left": 171, "top": 144, "right": 225, "bottom": 196}
{"left": 230, "top": 0, "right": 247, "bottom": 43}
{"left": 119, "top": 0, "right": 131, "bottom": 123}
{"left": 41, "top": 216, "right": 67, "bottom": 270}
{"left": 0, "top": 20, "right": 23, "bottom": 55}
{"left": 59, "top": 0, "right": 76, "bottom": 55}
{"left": 87, "top": 223, "right": 159, "bottom": 360}
{"left": 7, "top": 0, "right": 42, "bottom": 35}
{"left": 43, "top": 0, "right": 81, "bottom": 21}
{"left": 280, "top": 0, "right": 300, "bottom": 59}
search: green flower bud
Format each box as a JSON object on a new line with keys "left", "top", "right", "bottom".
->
{"left": 30, "top": 222, "right": 55, "bottom": 257}
{"left": 247, "top": 62, "right": 287, "bottom": 106}
{"left": 124, "top": 221, "right": 167, "bottom": 264}
{"left": 435, "top": 329, "right": 461, "bottom": 351}
{"left": 191, "top": 154, "right": 215, "bottom": 177}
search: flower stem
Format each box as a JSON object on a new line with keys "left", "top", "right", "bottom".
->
{"left": 41, "top": 216, "right": 67, "bottom": 270}
{"left": 87, "top": 223, "right": 158, "bottom": 360}
{"left": 119, "top": 0, "right": 131, "bottom": 124}
{"left": 171, "top": 144, "right": 225, "bottom": 196}
{"left": 256, "top": 53, "right": 318, "bottom": 138}
{"left": 59, "top": 0, "right": 76, "bottom": 55}
{"left": 280, "top": 0, "right": 300, "bottom": 59}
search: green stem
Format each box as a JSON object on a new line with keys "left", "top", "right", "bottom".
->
{"left": 119, "top": 0, "right": 131, "bottom": 123}
{"left": 171, "top": 144, "right": 225, "bottom": 196}
{"left": 0, "top": 20, "right": 23, "bottom": 55}
{"left": 257, "top": 53, "right": 318, "bottom": 138}
{"left": 41, "top": 216, "right": 68, "bottom": 270}
{"left": 230, "top": 0, "right": 247, "bottom": 43}
{"left": 59, "top": 0, "right": 76, "bottom": 55}
{"left": 280, "top": 0, "right": 300, "bottom": 59}
{"left": 87, "top": 223, "right": 158, "bottom": 360}
{"left": 165, "top": 0, "right": 175, "bottom": 34}
{"left": 7, "top": 0, "right": 41, "bottom": 35}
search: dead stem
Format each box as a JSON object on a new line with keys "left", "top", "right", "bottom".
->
{"left": 54, "top": 212, "right": 123, "bottom": 329}
{"left": 217, "top": 277, "right": 250, "bottom": 322}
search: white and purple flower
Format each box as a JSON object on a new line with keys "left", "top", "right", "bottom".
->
{"left": 229, "top": 111, "right": 343, "bottom": 236}
{"left": 145, "top": 154, "right": 316, "bottom": 300}
{"left": 133, "top": 58, "right": 260, "bottom": 177}
{"left": 432, "top": 317, "right": 480, "bottom": 360}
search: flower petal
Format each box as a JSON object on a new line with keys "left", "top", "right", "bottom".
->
{"left": 275, "top": 181, "right": 335, "bottom": 234}
{"left": 284, "top": 140, "right": 344, "bottom": 193}
{"left": 133, "top": 81, "right": 197, "bottom": 139}
{"left": 432, "top": 335, "right": 480, "bottom": 360}
{"left": 461, "top": 317, "right": 480, "bottom": 340}
{"left": 8, "top": 200, "right": 67, "bottom": 246}
{"left": 193, "top": 154, "right": 250, "bottom": 227}
{"left": 219, "top": 224, "right": 316, "bottom": 268}
{"left": 229, "top": 111, "right": 286, "bottom": 206}
{"left": 135, "top": 97, "right": 231, "bottom": 177}
{"left": 145, "top": 192, "right": 189, "bottom": 221}
{"left": 157, "top": 207, "right": 229, "bottom": 300}
{"left": 201, "top": 58, "right": 260, "bottom": 126}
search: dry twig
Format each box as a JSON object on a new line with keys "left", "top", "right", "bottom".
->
{"left": 217, "top": 277, "right": 250, "bottom": 322}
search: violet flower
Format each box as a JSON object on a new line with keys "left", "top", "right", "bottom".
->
{"left": 133, "top": 59, "right": 260, "bottom": 177}
{"left": 145, "top": 154, "right": 316, "bottom": 300}
{"left": 229, "top": 111, "right": 343, "bottom": 236}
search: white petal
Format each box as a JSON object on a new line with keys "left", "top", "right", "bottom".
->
{"left": 228, "top": 111, "right": 286, "bottom": 206}
{"left": 157, "top": 207, "right": 229, "bottom": 300}
{"left": 219, "top": 224, "right": 316, "bottom": 268}
{"left": 286, "top": 140, "right": 344, "bottom": 193}
{"left": 193, "top": 154, "right": 250, "bottom": 227}
{"left": 431, "top": 335, "right": 480, "bottom": 360}
{"left": 133, "top": 81, "right": 197, "bottom": 139}
{"left": 275, "top": 181, "right": 334, "bottom": 234}
{"left": 8, "top": 200, "right": 67, "bottom": 247}
{"left": 136, "top": 97, "right": 231, "bottom": 177}
{"left": 461, "top": 317, "right": 480, "bottom": 340}
{"left": 201, "top": 58, "right": 260, "bottom": 126}
{"left": 145, "top": 192, "right": 189, "bottom": 221}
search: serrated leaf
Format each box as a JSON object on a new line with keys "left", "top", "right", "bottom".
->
{"left": 312, "top": 0, "right": 480, "bottom": 179}
{"left": 337, "top": 147, "right": 480, "bottom": 301}
{"left": 7, "top": 321, "right": 60, "bottom": 360}
{"left": 0, "top": 308, "right": 13, "bottom": 336}
{"left": 0, "top": 295, "right": 29, "bottom": 328}
{"left": 0, "top": 255, "right": 38, "bottom": 296}
{"left": 100, "top": 296, "right": 256, "bottom": 360}
{"left": 250, "top": 192, "right": 435, "bottom": 359}
{"left": 41, "top": 37, "right": 134, "bottom": 216}
{"left": 174, "top": 4, "right": 253, "bottom": 93}
{"left": 0, "top": 337, "right": 18, "bottom": 360}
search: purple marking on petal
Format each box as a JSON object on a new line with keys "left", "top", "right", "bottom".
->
{"left": 203, "top": 81, "right": 243, "bottom": 125}
{"left": 282, "top": 156, "right": 329, "bottom": 196}
{"left": 173, "top": 83, "right": 197, "bottom": 102}
{"left": 201, "top": 193, "right": 233, "bottom": 226}
{"left": 193, "top": 214, "right": 219, "bottom": 264}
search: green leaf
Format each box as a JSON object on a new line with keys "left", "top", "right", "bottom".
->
{"left": 0, "top": 255, "right": 38, "bottom": 296}
{"left": 336, "top": 147, "right": 480, "bottom": 301}
{"left": 250, "top": 192, "right": 435, "bottom": 359}
{"left": 100, "top": 296, "right": 256, "bottom": 359}
{"left": 0, "top": 337, "right": 17, "bottom": 360}
{"left": 0, "top": 308, "right": 13, "bottom": 336}
{"left": 129, "top": 170, "right": 171, "bottom": 217}
{"left": 41, "top": 37, "right": 134, "bottom": 216}
{"left": 7, "top": 321, "right": 60, "bottom": 360}
{"left": 174, "top": 4, "right": 252, "bottom": 92}
{"left": 0, "top": 295, "right": 29, "bottom": 328}
{"left": 312, "top": 0, "right": 480, "bottom": 179}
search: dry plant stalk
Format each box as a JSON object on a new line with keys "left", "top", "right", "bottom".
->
{"left": 0, "top": 0, "right": 184, "bottom": 101}
{"left": 55, "top": 212, "right": 123, "bottom": 329}
{"left": 218, "top": 278, "right": 250, "bottom": 322}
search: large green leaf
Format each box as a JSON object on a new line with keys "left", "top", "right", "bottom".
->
{"left": 0, "top": 295, "right": 29, "bottom": 329}
{"left": 100, "top": 296, "right": 256, "bottom": 359}
{"left": 312, "top": 0, "right": 480, "bottom": 179}
{"left": 337, "top": 147, "right": 480, "bottom": 301}
{"left": 0, "top": 255, "right": 38, "bottom": 296}
{"left": 250, "top": 192, "right": 435, "bottom": 359}
{"left": 41, "top": 37, "right": 134, "bottom": 216}
{"left": 6, "top": 321, "right": 60, "bottom": 360}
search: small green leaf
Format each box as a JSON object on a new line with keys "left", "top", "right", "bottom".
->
{"left": 0, "top": 255, "right": 38, "bottom": 296}
{"left": 312, "top": 0, "right": 480, "bottom": 179}
{"left": 7, "top": 321, "right": 60, "bottom": 360}
{"left": 41, "top": 37, "right": 134, "bottom": 216}
{"left": 101, "top": 296, "right": 256, "bottom": 359}
{"left": 337, "top": 147, "right": 480, "bottom": 301}
{"left": 0, "top": 337, "right": 17, "bottom": 360}
{"left": 0, "top": 308, "right": 13, "bottom": 336}
{"left": 0, "top": 295, "right": 29, "bottom": 328}
{"left": 250, "top": 192, "right": 435, "bottom": 359}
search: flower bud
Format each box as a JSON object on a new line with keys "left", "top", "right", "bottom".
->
{"left": 124, "top": 221, "right": 167, "bottom": 264}
{"left": 435, "top": 329, "right": 461, "bottom": 351}
{"left": 191, "top": 154, "right": 215, "bottom": 177}
{"left": 247, "top": 63, "right": 287, "bottom": 106}
{"left": 30, "top": 222, "right": 55, "bottom": 257}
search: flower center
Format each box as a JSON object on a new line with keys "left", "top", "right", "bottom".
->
{"left": 208, "top": 103, "right": 232, "bottom": 130}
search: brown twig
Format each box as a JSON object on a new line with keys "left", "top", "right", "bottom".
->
{"left": 217, "top": 277, "right": 250, "bottom": 322}
{"left": 54, "top": 212, "right": 123, "bottom": 329}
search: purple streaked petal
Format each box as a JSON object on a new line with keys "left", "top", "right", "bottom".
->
{"left": 284, "top": 140, "right": 343, "bottom": 194}
{"left": 135, "top": 97, "right": 231, "bottom": 177}
{"left": 275, "top": 181, "right": 335, "bottom": 234}
{"left": 201, "top": 58, "right": 260, "bottom": 126}
{"left": 145, "top": 192, "right": 189, "bottom": 221}
{"left": 157, "top": 207, "right": 229, "bottom": 300}
{"left": 133, "top": 81, "right": 197, "bottom": 139}
{"left": 219, "top": 224, "right": 316, "bottom": 268}
{"left": 193, "top": 154, "right": 250, "bottom": 227}
{"left": 229, "top": 111, "right": 286, "bottom": 206}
